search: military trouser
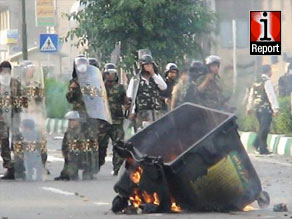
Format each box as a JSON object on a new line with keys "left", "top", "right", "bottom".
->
{"left": 66, "top": 152, "right": 97, "bottom": 180}
{"left": 1, "top": 137, "right": 13, "bottom": 169}
{"left": 136, "top": 110, "right": 163, "bottom": 131}
{"left": 253, "top": 108, "right": 272, "bottom": 153}
{"left": 0, "top": 123, "right": 13, "bottom": 169}
{"left": 87, "top": 118, "right": 111, "bottom": 168}
{"left": 60, "top": 135, "right": 98, "bottom": 180}
{"left": 104, "top": 123, "right": 125, "bottom": 173}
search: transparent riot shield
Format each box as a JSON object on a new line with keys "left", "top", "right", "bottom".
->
{"left": 12, "top": 61, "right": 47, "bottom": 180}
{"left": 137, "top": 49, "right": 152, "bottom": 60}
{"left": 77, "top": 65, "right": 112, "bottom": 124}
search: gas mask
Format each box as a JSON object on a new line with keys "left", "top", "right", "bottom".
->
{"left": 75, "top": 56, "right": 89, "bottom": 73}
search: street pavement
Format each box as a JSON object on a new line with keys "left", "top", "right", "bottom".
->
{"left": 0, "top": 135, "right": 292, "bottom": 219}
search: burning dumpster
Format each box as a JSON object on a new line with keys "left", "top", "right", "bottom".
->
{"left": 112, "top": 103, "right": 270, "bottom": 213}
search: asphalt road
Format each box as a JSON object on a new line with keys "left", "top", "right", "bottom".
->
{"left": 0, "top": 135, "right": 292, "bottom": 219}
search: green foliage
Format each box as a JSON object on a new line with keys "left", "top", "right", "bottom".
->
{"left": 45, "top": 78, "right": 71, "bottom": 118}
{"left": 271, "top": 97, "right": 292, "bottom": 135}
{"left": 66, "top": 0, "right": 216, "bottom": 69}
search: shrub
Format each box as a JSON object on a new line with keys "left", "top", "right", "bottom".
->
{"left": 44, "top": 78, "right": 71, "bottom": 119}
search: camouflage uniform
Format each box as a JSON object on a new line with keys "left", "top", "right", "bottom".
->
{"left": 0, "top": 78, "right": 22, "bottom": 171}
{"left": 105, "top": 83, "right": 126, "bottom": 173}
{"left": 61, "top": 124, "right": 98, "bottom": 180}
{"left": 249, "top": 76, "right": 273, "bottom": 153}
{"left": 135, "top": 76, "right": 163, "bottom": 128}
{"left": 196, "top": 74, "right": 226, "bottom": 110}
{"left": 171, "top": 76, "right": 199, "bottom": 109}
{"left": 66, "top": 79, "right": 110, "bottom": 168}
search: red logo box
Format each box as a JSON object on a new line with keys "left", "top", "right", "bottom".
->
{"left": 250, "top": 11, "right": 281, "bottom": 55}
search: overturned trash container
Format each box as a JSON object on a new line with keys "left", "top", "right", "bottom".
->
{"left": 113, "top": 103, "right": 269, "bottom": 213}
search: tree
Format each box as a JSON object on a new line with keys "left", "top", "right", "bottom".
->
{"left": 66, "top": 0, "right": 216, "bottom": 72}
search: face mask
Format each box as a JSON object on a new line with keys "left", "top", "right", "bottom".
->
{"left": 77, "top": 64, "right": 88, "bottom": 73}
{"left": 1, "top": 68, "right": 11, "bottom": 74}
{"left": 0, "top": 74, "right": 11, "bottom": 86}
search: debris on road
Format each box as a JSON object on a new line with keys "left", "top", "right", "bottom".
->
{"left": 273, "top": 203, "right": 288, "bottom": 212}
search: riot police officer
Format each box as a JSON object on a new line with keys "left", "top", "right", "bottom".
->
{"left": 160, "top": 63, "right": 179, "bottom": 111}
{"left": 196, "top": 55, "right": 227, "bottom": 110}
{"left": 0, "top": 61, "right": 23, "bottom": 179}
{"left": 103, "top": 63, "right": 130, "bottom": 175}
{"left": 127, "top": 54, "right": 167, "bottom": 130}
{"left": 55, "top": 111, "right": 98, "bottom": 180}
{"left": 66, "top": 56, "right": 111, "bottom": 173}
{"left": 171, "top": 61, "right": 205, "bottom": 109}
{"left": 247, "top": 65, "right": 279, "bottom": 154}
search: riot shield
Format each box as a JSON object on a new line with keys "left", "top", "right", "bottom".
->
{"left": 20, "top": 61, "right": 46, "bottom": 128}
{"left": 77, "top": 65, "right": 112, "bottom": 123}
{"left": 12, "top": 61, "right": 47, "bottom": 180}
{"left": 12, "top": 116, "right": 45, "bottom": 180}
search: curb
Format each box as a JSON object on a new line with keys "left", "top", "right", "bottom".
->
{"left": 45, "top": 118, "right": 68, "bottom": 135}
{"left": 44, "top": 119, "right": 292, "bottom": 156}
{"left": 240, "top": 131, "right": 292, "bottom": 156}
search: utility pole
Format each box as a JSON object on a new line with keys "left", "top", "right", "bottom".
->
{"left": 21, "top": 0, "right": 28, "bottom": 60}
{"left": 232, "top": 19, "right": 237, "bottom": 95}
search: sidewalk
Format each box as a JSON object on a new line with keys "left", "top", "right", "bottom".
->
{"left": 240, "top": 131, "right": 292, "bottom": 156}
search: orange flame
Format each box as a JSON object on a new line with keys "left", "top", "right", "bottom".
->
{"left": 141, "top": 191, "right": 160, "bottom": 206}
{"left": 129, "top": 189, "right": 142, "bottom": 208}
{"left": 153, "top": 192, "right": 160, "bottom": 206}
{"left": 130, "top": 167, "right": 143, "bottom": 184}
{"left": 142, "top": 191, "right": 153, "bottom": 204}
{"left": 243, "top": 204, "right": 257, "bottom": 212}
{"left": 171, "top": 201, "right": 182, "bottom": 212}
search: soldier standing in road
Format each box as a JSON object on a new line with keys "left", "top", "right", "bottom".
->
{"left": 196, "top": 55, "right": 228, "bottom": 111}
{"left": 160, "top": 63, "right": 179, "bottom": 112}
{"left": 247, "top": 65, "right": 279, "bottom": 154}
{"left": 103, "top": 63, "right": 130, "bottom": 175}
{"left": 0, "top": 61, "right": 23, "bottom": 180}
{"left": 171, "top": 61, "right": 205, "bottom": 109}
{"left": 127, "top": 54, "right": 167, "bottom": 130}
{"left": 55, "top": 111, "right": 98, "bottom": 180}
{"left": 66, "top": 56, "right": 111, "bottom": 173}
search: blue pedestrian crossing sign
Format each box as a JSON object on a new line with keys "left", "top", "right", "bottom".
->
{"left": 40, "top": 34, "right": 58, "bottom": 52}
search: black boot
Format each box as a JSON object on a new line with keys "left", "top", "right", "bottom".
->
{"left": 1, "top": 168, "right": 15, "bottom": 180}
{"left": 54, "top": 170, "right": 70, "bottom": 181}
{"left": 54, "top": 174, "right": 70, "bottom": 181}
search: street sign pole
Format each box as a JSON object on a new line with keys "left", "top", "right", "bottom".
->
{"left": 47, "top": 27, "right": 50, "bottom": 76}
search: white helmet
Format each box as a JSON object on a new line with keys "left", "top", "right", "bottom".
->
{"left": 165, "top": 63, "right": 178, "bottom": 73}
{"left": 205, "top": 55, "right": 221, "bottom": 65}
{"left": 65, "top": 111, "right": 80, "bottom": 120}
